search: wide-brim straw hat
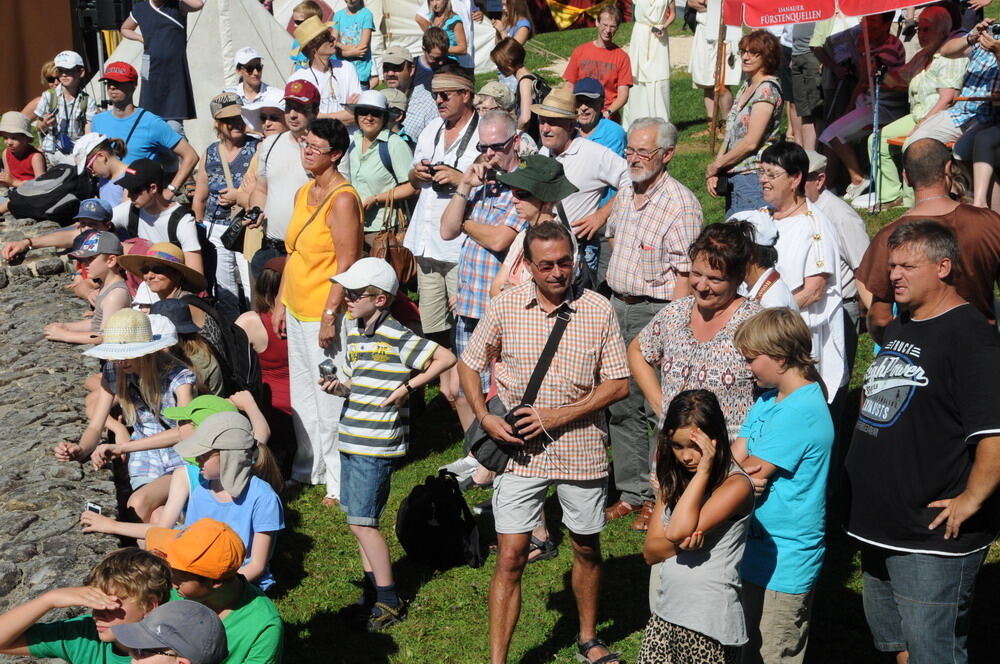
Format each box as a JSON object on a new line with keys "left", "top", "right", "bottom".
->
{"left": 84, "top": 308, "right": 177, "bottom": 360}
{"left": 118, "top": 242, "right": 207, "bottom": 293}
{"left": 529, "top": 88, "right": 577, "bottom": 119}
{"left": 292, "top": 16, "right": 331, "bottom": 56}
{"left": 497, "top": 155, "right": 578, "bottom": 203}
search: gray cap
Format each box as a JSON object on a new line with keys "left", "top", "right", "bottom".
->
{"left": 111, "top": 600, "right": 228, "bottom": 664}
{"left": 69, "top": 230, "right": 123, "bottom": 258}
{"left": 805, "top": 149, "right": 827, "bottom": 174}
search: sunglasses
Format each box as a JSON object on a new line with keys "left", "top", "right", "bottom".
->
{"left": 344, "top": 289, "right": 375, "bottom": 302}
{"left": 433, "top": 90, "right": 456, "bottom": 101}
{"left": 131, "top": 649, "right": 179, "bottom": 659}
{"left": 260, "top": 112, "right": 283, "bottom": 123}
{"left": 140, "top": 264, "right": 173, "bottom": 276}
{"left": 355, "top": 108, "right": 385, "bottom": 118}
{"left": 242, "top": 63, "right": 263, "bottom": 73}
{"left": 293, "top": 18, "right": 305, "bottom": 25}
{"left": 530, "top": 258, "right": 574, "bottom": 273}
{"left": 511, "top": 188, "right": 537, "bottom": 200}
{"left": 45, "top": 76, "right": 58, "bottom": 83}
{"left": 476, "top": 135, "right": 515, "bottom": 153}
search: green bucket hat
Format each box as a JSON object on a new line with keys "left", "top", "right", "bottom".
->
{"left": 497, "top": 155, "right": 578, "bottom": 203}
{"left": 162, "top": 395, "right": 239, "bottom": 427}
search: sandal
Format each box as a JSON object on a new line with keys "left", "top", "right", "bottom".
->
{"left": 527, "top": 536, "right": 558, "bottom": 564}
{"left": 575, "top": 637, "right": 621, "bottom": 664}
{"left": 367, "top": 601, "right": 406, "bottom": 631}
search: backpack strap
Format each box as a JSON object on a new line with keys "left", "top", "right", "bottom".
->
{"left": 166, "top": 205, "right": 193, "bottom": 246}
{"left": 378, "top": 139, "right": 397, "bottom": 184}
{"left": 127, "top": 205, "right": 140, "bottom": 238}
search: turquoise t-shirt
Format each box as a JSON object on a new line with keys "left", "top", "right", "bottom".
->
{"left": 334, "top": 7, "right": 376, "bottom": 83}
{"left": 739, "top": 382, "right": 833, "bottom": 594}
{"left": 26, "top": 615, "right": 131, "bottom": 664}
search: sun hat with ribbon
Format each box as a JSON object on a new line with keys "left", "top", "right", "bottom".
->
{"left": 83, "top": 308, "right": 178, "bottom": 360}
{"left": 530, "top": 88, "right": 577, "bottom": 119}
{"left": 118, "top": 242, "right": 207, "bottom": 293}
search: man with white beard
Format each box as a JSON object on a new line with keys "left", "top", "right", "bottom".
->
{"left": 602, "top": 117, "right": 703, "bottom": 530}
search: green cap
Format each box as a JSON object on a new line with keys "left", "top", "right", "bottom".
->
{"left": 162, "top": 395, "right": 238, "bottom": 427}
{"left": 497, "top": 155, "right": 578, "bottom": 203}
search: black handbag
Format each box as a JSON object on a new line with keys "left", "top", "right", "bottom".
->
{"left": 466, "top": 306, "right": 572, "bottom": 472}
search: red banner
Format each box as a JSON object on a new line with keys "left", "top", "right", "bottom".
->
{"left": 837, "top": 0, "right": 917, "bottom": 17}
{"left": 726, "top": 0, "right": 917, "bottom": 27}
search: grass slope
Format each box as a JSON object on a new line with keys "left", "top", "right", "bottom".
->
{"left": 270, "top": 24, "right": 1000, "bottom": 664}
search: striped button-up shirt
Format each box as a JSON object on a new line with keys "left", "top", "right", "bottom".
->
{"left": 605, "top": 172, "right": 703, "bottom": 299}
{"left": 454, "top": 183, "right": 526, "bottom": 320}
{"left": 462, "top": 281, "right": 629, "bottom": 480}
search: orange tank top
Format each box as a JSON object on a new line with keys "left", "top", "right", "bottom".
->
{"left": 282, "top": 180, "right": 363, "bottom": 321}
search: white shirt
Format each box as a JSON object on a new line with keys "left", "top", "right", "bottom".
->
{"left": 774, "top": 202, "right": 847, "bottom": 399}
{"left": 539, "top": 137, "right": 629, "bottom": 223}
{"left": 112, "top": 202, "right": 201, "bottom": 252}
{"left": 258, "top": 131, "right": 310, "bottom": 242}
{"left": 404, "top": 113, "right": 480, "bottom": 262}
{"left": 746, "top": 267, "right": 799, "bottom": 311}
{"left": 812, "top": 189, "right": 871, "bottom": 301}
{"left": 418, "top": 0, "right": 475, "bottom": 70}
{"left": 287, "top": 61, "right": 362, "bottom": 116}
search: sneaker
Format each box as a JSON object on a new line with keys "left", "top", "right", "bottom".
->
{"left": 439, "top": 455, "right": 479, "bottom": 481}
{"left": 367, "top": 602, "right": 406, "bottom": 631}
{"left": 852, "top": 192, "right": 904, "bottom": 211}
{"left": 844, "top": 178, "right": 871, "bottom": 201}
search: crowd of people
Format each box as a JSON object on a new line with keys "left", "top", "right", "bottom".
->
{"left": 1, "top": 1, "right": 1000, "bottom": 663}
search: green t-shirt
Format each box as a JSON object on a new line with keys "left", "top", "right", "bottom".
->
{"left": 26, "top": 615, "right": 131, "bottom": 664}
{"left": 170, "top": 581, "right": 283, "bottom": 664}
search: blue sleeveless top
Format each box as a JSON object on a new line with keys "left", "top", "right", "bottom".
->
{"left": 204, "top": 136, "right": 259, "bottom": 224}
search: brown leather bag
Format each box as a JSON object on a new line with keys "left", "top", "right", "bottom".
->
{"left": 369, "top": 190, "right": 416, "bottom": 285}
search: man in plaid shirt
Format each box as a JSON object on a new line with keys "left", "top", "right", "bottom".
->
{"left": 459, "top": 221, "right": 629, "bottom": 664}
{"left": 603, "top": 117, "right": 702, "bottom": 532}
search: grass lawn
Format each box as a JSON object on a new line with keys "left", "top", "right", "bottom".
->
{"left": 270, "top": 24, "right": 1000, "bottom": 663}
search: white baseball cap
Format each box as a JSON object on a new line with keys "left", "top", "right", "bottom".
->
{"left": 346, "top": 90, "right": 389, "bottom": 114}
{"left": 72, "top": 132, "right": 108, "bottom": 174}
{"left": 54, "top": 50, "right": 85, "bottom": 70}
{"left": 235, "top": 47, "right": 262, "bottom": 68}
{"left": 331, "top": 257, "right": 399, "bottom": 295}
{"left": 728, "top": 210, "right": 779, "bottom": 248}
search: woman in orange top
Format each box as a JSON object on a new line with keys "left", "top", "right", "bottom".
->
{"left": 272, "top": 118, "right": 362, "bottom": 503}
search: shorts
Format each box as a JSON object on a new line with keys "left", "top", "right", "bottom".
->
{"left": 416, "top": 255, "right": 458, "bottom": 334}
{"left": 741, "top": 581, "right": 814, "bottom": 664}
{"left": 790, "top": 52, "right": 822, "bottom": 119}
{"left": 339, "top": 451, "right": 395, "bottom": 527}
{"left": 492, "top": 473, "right": 607, "bottom": 536}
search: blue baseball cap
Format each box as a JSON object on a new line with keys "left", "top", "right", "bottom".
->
{"left": 74, "top": 198, "right": 114, "bottom": 223}
{"left": 572, "top": 78, "right": 604, "bottom": 100}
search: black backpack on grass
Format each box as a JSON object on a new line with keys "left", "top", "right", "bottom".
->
{"left": 181, "top": 294, "right": 262, "bottom": 400}
{"left": 395, "top": 470, "right": 484, "bottom": 570}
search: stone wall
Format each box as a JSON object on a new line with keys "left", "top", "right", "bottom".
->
{"left": 0, "top": 217, "right": 119, "bottom": 628}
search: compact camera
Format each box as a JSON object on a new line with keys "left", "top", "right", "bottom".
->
{"left": 504, "top": 405, "right": 531, "bottom": 440}
{"left": 425, "top": 161, "right": 456, "bottom": 194}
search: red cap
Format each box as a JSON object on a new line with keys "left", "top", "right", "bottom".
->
{"left": 283, "top": 79, "right": 320, "bottom": 106}
{"left": 101, "top": 61, "right": 138, "bottom": 84}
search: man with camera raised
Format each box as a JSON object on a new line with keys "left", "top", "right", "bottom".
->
{"left": 458, "top": 221, "right": 629, "bottom": 664}
{"left": 439, "top": 110, "right": 526, "bottom": 430}
{"left": 405, "top": 64, "right": 480, "bottom": 353}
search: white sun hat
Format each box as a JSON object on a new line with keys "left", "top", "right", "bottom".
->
{"left": 84, "top": 309, "right": 177, "bottom": 360}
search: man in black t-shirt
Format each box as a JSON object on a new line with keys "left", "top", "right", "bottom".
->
{"left": 846, "top": 220, "right": 1000, "bottom": 664}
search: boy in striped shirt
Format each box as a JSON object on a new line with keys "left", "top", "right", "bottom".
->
{"left": 322, "top": 257, "right": 456, "bottom": 630}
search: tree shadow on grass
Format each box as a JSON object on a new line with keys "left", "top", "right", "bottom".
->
{"left": 267, "top": 495, "right": 311, "bottom": 600}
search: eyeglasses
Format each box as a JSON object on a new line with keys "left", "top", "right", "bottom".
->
{"left": 344, "top": 289, "right": 375, "bottom": 302}
{"left": 433, "top": 90, "right": 456, "bottom": 101}
{"left": 300, "top": 141, "right": 335, "bottom": 154}
{"left": 131, "top": 648, "right": 179, "bottom": 659}
{"left": 475, "top": 104, "right": 500, "bottom": 113}
{"left": 260, "top": 113, "right": 283, "bottom": 123}
{"left": 530, "top": 258, "right": 574, "bottom": 272}
{"left": 758, "top": 169, "right": 788, "bottom": 181}
{"left": 624, "top": 146, "right": 663, "bottom": 160}
{"left": 476, "top": 135, "right": 515, "bottom": 153}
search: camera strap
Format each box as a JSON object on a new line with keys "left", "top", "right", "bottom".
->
{"left": 433, "top": 111, "right": 480, "bottom": 169}
{"left": 520, "top": 305, "right": 572, "bottom": 407}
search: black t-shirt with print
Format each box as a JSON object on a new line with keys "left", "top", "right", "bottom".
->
{"left": 846, "top": 303, "right": 1000, "bottom": 555}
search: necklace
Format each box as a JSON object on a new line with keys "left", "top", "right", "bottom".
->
{"left": 773, "top": 198, "right": 806, "bottom": 220}
{"left": 914, "top": 194, "right": 950, "bottom": 204}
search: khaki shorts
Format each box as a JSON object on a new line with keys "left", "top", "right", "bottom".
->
{"left": 741, "top": 581, "right": 814, "bottom": 664}
{"left": 492, "top": 473, "right": 607, "bottom": 536}
{"left": 416, "top": 255, "right": 458, "bottom": 334}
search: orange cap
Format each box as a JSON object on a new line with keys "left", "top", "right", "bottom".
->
{"left": 146, "top": 518, "right": 245, "bottom": 580}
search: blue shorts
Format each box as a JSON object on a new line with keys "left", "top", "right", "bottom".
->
{"left": 339, "top": 451, "right": 395, "bottom": 527}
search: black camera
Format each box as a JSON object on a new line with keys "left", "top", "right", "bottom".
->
{"left": 245, "top": 206, "right": 263, "bottom": 224}
{"left": 484, "top": 167, "right": 500, "bottom": 183}
{"left": 504, "top": 405, "right": 530, "bottom": 439}
{"left": 989, "top": 23, "right": 1000, "bottom": 38}
{"left": 430, "top": 162, "right": 456, "bottom": 194}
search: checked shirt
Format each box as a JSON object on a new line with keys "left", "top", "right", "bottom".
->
{"left": 462, "top": 281, "right": 629, "bottom": 480}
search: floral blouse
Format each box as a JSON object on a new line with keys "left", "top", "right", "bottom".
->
{"left": 724, "top": 76, "right": 783, "bottom": 176}
{"left": 637, "top": 296, "right": 763, "bottom": 439}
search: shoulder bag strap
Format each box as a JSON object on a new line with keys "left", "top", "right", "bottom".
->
{"left": 217, "top": 144, "right": 242, "bottom": 220}
{"left": 520, "top": 307, "right": 572, "bottom": 407}
{"left": 287, "top": 183, "right": 346, "bottom": 253}
{"left": 124, "top": 109, "right": 147, "bottom": 148}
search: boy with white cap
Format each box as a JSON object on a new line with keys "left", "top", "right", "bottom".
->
{"left": 33, "top": 50, "right": 96, "bottom": 166}
{"left": 727, "top": 210, "right": 799, "bottom": 310}
{"left": 321, "top": 257, "right": 456, "bottom": 629}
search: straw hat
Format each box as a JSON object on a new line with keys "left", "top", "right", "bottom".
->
{"left": 118, "top": 242, "right": 207, "bottom": 293}
{"left": 84, "top": 309, "right": 178, "bottom": 360}
{"left": 530, "top": 88, "right": 577, "bottom": 119}
{"left": 292, "top": 16, "right": 331, "bottom": 56}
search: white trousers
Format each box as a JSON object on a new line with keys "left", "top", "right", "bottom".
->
{"left": 286, "top": 312, "right": 346, "bottom": 497}
{"left": 206, "top": 221, "right": 252, "bottom": 321}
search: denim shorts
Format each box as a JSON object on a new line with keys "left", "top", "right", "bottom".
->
{"left": 725, "top": 171, "right": 767, "bottom": 219}
{"left": 860, "top": 544, "right": 987, "bottom": 661}
{"left": 339, "top": 452, "right": 395, "bottom": 527}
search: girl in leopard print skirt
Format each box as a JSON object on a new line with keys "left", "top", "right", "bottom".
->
{"left": 638, "top": 389, "right": 755, "bottom": 664}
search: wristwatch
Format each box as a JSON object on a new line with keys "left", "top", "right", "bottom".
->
{"left": 323, "top": 308, "right": 337, "bottom": 317}
{"left": 166, "top": 184, "right": 178, "bottom": 194}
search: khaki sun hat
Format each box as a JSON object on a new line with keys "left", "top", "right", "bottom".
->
{"left": 118, "top": 242, "right": 207, "bottom": 293}
{"left": 530, "top": 88, "right": 577, "bottom": 119}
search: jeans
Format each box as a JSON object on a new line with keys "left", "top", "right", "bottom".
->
{"left": 340, "top": 452, "right": 395, "bottom": 527}
{"left": 861, "top": 544, "right": 987, "bottom": 663}
{"left": 726, "top": 171, "right": 767, "bottom": 218}
{"left": 206, "top": 221, "right": 250, "bottom": 321}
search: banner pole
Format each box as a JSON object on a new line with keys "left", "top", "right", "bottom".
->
{"left": 710, "top": 5, "right": 727, "bottom": 154}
